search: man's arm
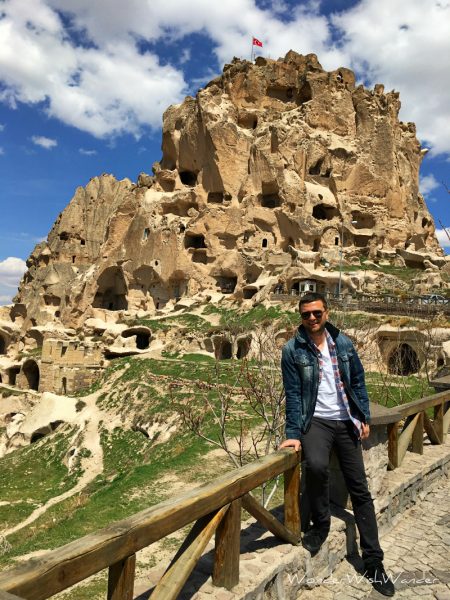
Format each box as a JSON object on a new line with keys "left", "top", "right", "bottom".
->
{"left": 349, "top": 344, "right": 371, "bottom": 424}
{"left": 280, "top": 344, "right": 303, "bottom": 446}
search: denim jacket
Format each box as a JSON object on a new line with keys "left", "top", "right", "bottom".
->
{"left": 281, "top": 322, "right": 370, "bottom": 441}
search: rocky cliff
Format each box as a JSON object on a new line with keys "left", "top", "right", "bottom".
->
{"left": 13, "top": 51, "right": 445, "bottom": 330}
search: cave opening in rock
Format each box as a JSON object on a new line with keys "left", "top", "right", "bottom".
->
{"left": 93, "top": 267, "right": 128, "bottom": 311}
{"left": 10, "top": 304, "right": 26, "bottom": 324}
{"left": 266, "top": 85, "right": 296, "bottom": 103}
{"left": 207, "top": 192, "right": 224, "bottom": 203}
{"left": 122, "top": 329, "right": 151, "bottom": 350}
{"left": 192, "top": 250, "right": 207, "bottom": 264}
{"left": 238, "top": 113, "right": 258, "bottom": 129}
{"left": 8, "top": 367, "right": 20, "bottom": 386}
{"left": 215, "top": 276, "right": 237, "bottom": 294}
{"left": 309, "top": 157, "right": 323, "bottom": 175}
{"left": 354, "top": 235, "right": 371, "bottom": 248}
{"left": 179, "top": 171, "right": 198, "bottom": 187}
{"left": 215, "top": 339, "right": 233, "bottom": 360}
{"left": 0, "top": 335, "right": 5, "bottom": 355}
{"left": 243, "top": 288, "right": 257, "bottom": 299}
{"left": 136, "top": 333, "right": 150, "bottom": 349}
{"left": 351, "top": 212, "right": 375, "bottom": 229}
{"left": 313, "top": 204, "right": 339, "bottom": 220}
{"left": 23, "top": 360, "right": 40, "bottom": 391}
{"left": 260, "top": 194, "right": 281, "bottom": 208}
{"left": 297, "top": 81, "right": 312, "bottom": 104}
{"left": 388, "top": 344, "right": 420, "bottom": 375}
{"left": 184, "top": 234, "right": 206, "bottom": 249}
{"left": 237, "top": 337, "right": 251, "bottom": 359}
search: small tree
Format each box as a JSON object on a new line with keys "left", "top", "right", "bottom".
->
{"left": 172, "top": 317, "right": 291, "bottom": 506}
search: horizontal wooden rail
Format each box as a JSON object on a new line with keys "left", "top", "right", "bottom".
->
{"left": 388, "top": 391, "right": 450, "bottom": 469}
{"left": 0, "top": 450, "right": 300, "bottom": 600}
{"left": 0, "top": 591, "right": 27, "bottom": 600}
{"left": 395, "top": 390, "right": 450, "bottom": 418}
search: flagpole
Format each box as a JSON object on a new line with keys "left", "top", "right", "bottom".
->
{"left": 250, "top": 37, "right": 253, "bottom": 62}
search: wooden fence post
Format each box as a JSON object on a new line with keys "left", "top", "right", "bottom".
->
{"left": 443, "top": 401, "right": 450, "bottom": 442}
{"left": 107, "top": 554, "right": 136, "bottom": 600}
{"left": 434, "top": 403, "right": 444, "bottom": 444}
{"left": 213, "top": 499, "right": 241, "bottom": 590}
{"left": 411, "top": 412, "right": 424, "bottom": 455}
{"left": 284, "top": 460, "right": 300, "bottom": 536}
{"left": 387, "top": 422, "right": 400, "bottom": 469}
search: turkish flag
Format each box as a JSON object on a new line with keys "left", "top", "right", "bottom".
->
{"left": 252, "top": 37, "right": 263, "bottom": 47}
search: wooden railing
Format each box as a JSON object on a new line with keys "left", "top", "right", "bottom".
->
{"left": 0, "top": 451, "right": 301, "bottom": 600}
{"left": 387, "top": 390, "right": 450, "bottom": 469}
{"left": 1, "top": 392, "right": 449, "bottom": 599}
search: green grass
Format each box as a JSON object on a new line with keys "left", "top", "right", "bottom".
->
{"left": 0, "top": 424, "right": 217, "bottom": 567}
{"left": 0, "top": 430, "right": 79, "bottom": 530}
{"left": 203, "top": 303, "right": 298, "bottom": 330}
{"left": 332, "top": 261, "right": 423, "bottom": 284}
{"left": 366, "top": 372, "right": 434, "bottom": 407}
{"left": 54, "top": 575, "right": 106, "bottom": 600}
{"left": 122, "top": 313, "right": 213, "bottom": 334}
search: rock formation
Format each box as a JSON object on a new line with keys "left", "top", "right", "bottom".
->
{"left": 11, "top": 51, "right": 445, "bottom": 333}
{"left": 0, "top": 50, "right": 447, "bottom": 395}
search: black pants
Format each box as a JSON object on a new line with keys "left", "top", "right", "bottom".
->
{"left": 301, "top": 416, "right": 383, "bottom": 566}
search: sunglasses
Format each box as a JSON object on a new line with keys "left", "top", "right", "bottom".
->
{"left": 300, "top": 310, "right": 324, "bottom": 320}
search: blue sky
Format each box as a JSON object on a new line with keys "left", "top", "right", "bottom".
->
{"left": 0, "top": 0, "right": 449, "bottom": 303}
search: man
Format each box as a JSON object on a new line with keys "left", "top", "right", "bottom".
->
{"left": 280, "top": 292, "right": 394, "bottom": 597}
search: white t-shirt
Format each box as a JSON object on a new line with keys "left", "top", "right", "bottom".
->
{"left": 313, "top": 340, "right": 349, "bottom": 420}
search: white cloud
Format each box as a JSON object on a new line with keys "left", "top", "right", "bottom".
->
{"left": 31, "top": 135, "right": 57, "bottom": 149}
{"left": 0, "top": 257, "right": 27, "bottom": 288}
{"left": 0, "top": 0, "right": 187, "bottom": 138}
{"left": 0, "top": 123, "right": 4, "bottom": 131}
{"left": 436, "top": 228, "right": 450, "bottom": 248}
{"left": 179, "top": 48, "right": 191, "bottom": 65}
{"left": 332, "top": 0, "right": 450, "bottom": 155}
{"left": 0, "top": 0, "right": 449, "bottom": 157}
{"left": 0, "top": 0, "right": 335, "bottom": 138}
{"left": 79, "top": 148, "right": 97, "bottom": 155}
{"left": 0, "top": 147, "right": 4, "bottom": 155}
{"left": 419, "top": 174, "right": 439, "bottom": 195}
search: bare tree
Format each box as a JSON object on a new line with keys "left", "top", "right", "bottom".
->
{"left": 171, "top": 318, "right": 288, "bottom": 506}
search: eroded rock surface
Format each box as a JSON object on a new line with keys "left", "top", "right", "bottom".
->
{"left": 11, "top": 51, "right": 444, "bottom": 333}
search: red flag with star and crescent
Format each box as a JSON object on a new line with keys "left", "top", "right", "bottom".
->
{"left": 252, "top": 37, "right": 263, "bottom": 47}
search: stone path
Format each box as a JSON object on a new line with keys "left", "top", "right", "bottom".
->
{"left": 298, "top": 474, "right": 450, "bottom": 599}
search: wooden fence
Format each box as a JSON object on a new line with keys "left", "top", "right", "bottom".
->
{"left": 387, "top": 390, "right": 450, "bottom": 469}
{"left": 0, "top": 391, "right": 449, "bottom": 599}
{"left": 0, "top": 451, "right": 300, "bottom": 600}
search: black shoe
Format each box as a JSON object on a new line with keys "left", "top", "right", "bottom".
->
{"left": 302, "top": 528, "right": 328, "bottom": 555}
{"left": 364, "top": 563, "right": 395, "bottom": 596}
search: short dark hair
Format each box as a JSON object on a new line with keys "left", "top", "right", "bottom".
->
{"left": 299, "top": 291, "right": 328, "bottom": 311}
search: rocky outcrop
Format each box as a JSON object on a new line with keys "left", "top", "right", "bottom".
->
{"left": 11, "top": 51, "right": 445, "bottom": 331}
